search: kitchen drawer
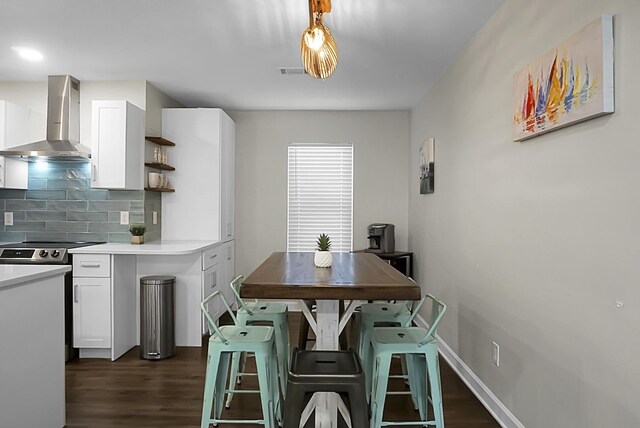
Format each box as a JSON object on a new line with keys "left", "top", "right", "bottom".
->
{"left": 202, "top": 247, "right": 220, "bottom": 271}
{"left": 73, "top": 254, "right": 111, "bottom": 277}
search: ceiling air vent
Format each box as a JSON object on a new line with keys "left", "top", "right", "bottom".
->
{"left": 279, "top": 67, "right": 307, "bottom": 75}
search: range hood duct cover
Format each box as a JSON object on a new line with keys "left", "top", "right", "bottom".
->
{"left": 0, "top": 75, "right": 90, "bottom": 161}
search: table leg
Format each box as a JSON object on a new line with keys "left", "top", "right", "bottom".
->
{"left": 315, "top": 300, "right": 339, "bottom": 428}
{"left": 298, "top": 300, "right": 354, "bottom": 428}
{"left": 316, "top": 300, "right": 339, "bottom": 350}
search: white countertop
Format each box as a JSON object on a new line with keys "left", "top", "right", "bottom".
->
{"left": 0, "top": 265, "right": 71, "bottom": 290}
{"left": 68, "top": 240, "right": 219, "bottom": 255}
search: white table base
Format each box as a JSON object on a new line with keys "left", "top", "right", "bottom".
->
{"left": 298, "top": 299, "right": 363, "bottom": 428}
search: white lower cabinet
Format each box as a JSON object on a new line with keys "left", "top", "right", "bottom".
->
{"left": 73, "top": 254, "right": 136, "bottom": 360}
{"left": 201, "top": 242, "right": 235, "bottom": 334}
{"left": 73, "top": 243, "right": 235, "bottom": 352}
{"left": 221, "top": 240, "right": 235, "bottom": 306}
{"left": 202, "top": 252, "right": 221, "bottom": 334}
{"left": 73, "top": 277, "right": 111, "bottom": 348}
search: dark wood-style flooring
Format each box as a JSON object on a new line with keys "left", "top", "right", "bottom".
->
{"left": 65, "top": 315, "right": 499, "bottom": 427}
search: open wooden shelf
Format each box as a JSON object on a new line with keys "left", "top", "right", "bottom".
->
{"left": 144, "top": 187, "right": 175, "bottom": 192}
{"left": 145, "top": 136, "right": 175, "bottom": 146}
{"left": 145, "top": 162, "right": 175, "bottom": 171}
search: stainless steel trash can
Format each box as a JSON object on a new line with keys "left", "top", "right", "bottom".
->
{"left": 140, "top": 275, "right": 176, "bottom": 359}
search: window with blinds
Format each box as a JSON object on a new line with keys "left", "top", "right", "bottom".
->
{"left": 287, "top": 143, "right": 353, "bottom": 252}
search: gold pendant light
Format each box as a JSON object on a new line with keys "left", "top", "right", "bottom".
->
{"left": 301, "top": 0, "right": 337, "bottom": 80}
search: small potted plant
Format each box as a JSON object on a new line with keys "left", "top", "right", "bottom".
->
{"left": 129, "top": 224, "right": 146, "bottom": 245}
{"left": 314, "top": 233, "right": 332, "bottom": 268}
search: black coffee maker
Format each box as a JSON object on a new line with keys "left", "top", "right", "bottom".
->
{"left": 366, "top": 224, "right": 395, "bottom": 253}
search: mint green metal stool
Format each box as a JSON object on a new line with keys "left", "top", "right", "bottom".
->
{"left": 357, "top": 299, "right": 413, "bottom": 403}
{"left": 200, "top": 290, "right": 281, "bottom": 428}
{"left": 369, "top": 294, "right": 446, "bottom": 428}
{"left": 225, "top": 275, "right": 290, "bottom": 409}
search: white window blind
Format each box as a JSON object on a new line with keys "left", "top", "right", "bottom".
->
{"left": 287, "top": 144, "right": 353, "bottom": 252}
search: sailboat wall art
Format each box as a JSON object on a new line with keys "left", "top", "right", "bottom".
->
{"left": 513, "top": 16, "right": 614, "bottom": 142}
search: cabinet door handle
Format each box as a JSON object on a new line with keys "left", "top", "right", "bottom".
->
{"left": 80, "top": 263, "right": 101, "bottom": 268}
{"left": 91, "top": 164, "right": 97, "bottom": 182}
{"left": 73, "top": 284, "right": 79, "bottom": 303}
{"left": 209, "top": 254, "right": 217, "bottom": 259}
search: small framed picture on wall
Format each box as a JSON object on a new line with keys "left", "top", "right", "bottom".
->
{"left": 419, "top": 138, "right": 436, "bottom": 195}
{"left": 419, "top": 138, "right": 435, "bottom": 194}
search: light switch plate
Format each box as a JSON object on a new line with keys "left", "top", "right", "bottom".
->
{"left": 4, "top": 212, "right": 13, "bottom": 226}
{"left": 152, "top": 211, "right": 158, "bottom": 225}
{"left": 120, "top": 211, "right": 130, "bottom": 225}
{"left": 492, "top": 341, "right": 500, "bottom": 367}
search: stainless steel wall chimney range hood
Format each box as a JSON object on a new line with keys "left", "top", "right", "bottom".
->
{"left": 0, "top": 75, "right": 90, "bottom": 161}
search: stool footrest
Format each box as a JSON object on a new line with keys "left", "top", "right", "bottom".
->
{"left": 236, "top": 372, "right": 257, "bottom": 376}
{"left": 225, "top": 388, "right": 261, "bottom": 394}
{"left": 381, "top": 420, "right": 437, "bottom": 426}
{"left": 210, "top": 417, "right": 267, "bottom": 425}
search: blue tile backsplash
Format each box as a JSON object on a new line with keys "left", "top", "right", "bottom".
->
{"left": 0, "top": 162, "right": 161, "bottom": 243}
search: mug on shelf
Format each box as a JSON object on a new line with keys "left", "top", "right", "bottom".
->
{"left": 148, "top": 172, "right": 161, "bottom": 188}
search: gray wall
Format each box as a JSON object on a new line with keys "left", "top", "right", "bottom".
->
{"left": 409, "top": 0, "right": 640, "bottom": 426}
{"left": 229, "top": 110, "right": 410, "bottom": 277}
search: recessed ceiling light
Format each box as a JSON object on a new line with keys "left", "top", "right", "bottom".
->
{"left": 11, "top": 46, "right": 44, "bottom": 61}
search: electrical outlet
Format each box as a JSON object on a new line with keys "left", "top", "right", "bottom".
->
{"left": 492, "top": 341, "right": 500, "bottom": 367}
{"left": 152, "top": 211, "right": 158, "bottom": 225}
{"left": 120, "top": 211, "right": 130, "bottom": 225}
{"left": 4, "top": 212, "right": 13, "bottom": 226}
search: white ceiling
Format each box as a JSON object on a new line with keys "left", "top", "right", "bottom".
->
{"left": 0, "top": 0, "right": 503, "bottom": 110}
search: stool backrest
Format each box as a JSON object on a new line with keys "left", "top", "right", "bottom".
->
{"left": 404, "top": 295, "right": 427, "bottom": 327}
{"left": 201, "top": 290, "right": 238, "bottom": 344}
{"left": 229, "top": 275, "right": 257, "bottom": 315}
{"left": 417, "top": 294, "right": 446, "bottom": 346}
{"left": 401, "top": 277, "right": 425, "bottom": 325}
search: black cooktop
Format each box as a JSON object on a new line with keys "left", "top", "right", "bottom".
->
{"left": 0, "top": 241, "right": 104, "bottom": 264}
{"left": 0, "top": 241, "right": 103, "bottom": 249}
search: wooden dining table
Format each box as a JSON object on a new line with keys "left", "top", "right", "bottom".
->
{"left": 241, "top": 251, "right": 420, "bottom": 428}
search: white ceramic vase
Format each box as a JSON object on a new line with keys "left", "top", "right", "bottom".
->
{"left": 314, "top": 250, "right": 333, "bottom": 268}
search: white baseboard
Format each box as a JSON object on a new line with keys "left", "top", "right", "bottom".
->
{"left": 414, "top": 314, "right": 525, "bottom": 428}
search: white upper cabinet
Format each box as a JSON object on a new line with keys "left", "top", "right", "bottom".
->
{"left": 0, "top": 100, "right": 29, "bottom": 189}
{"left": 91, "top": 100, "right": 144, "bottom": 190}
{"left": 161, "top": 108, "right": 235, "bottom": 242}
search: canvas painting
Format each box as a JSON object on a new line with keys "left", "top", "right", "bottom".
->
{"left": 513, "top": 16, "right": 614, "bottom": 142}
{"left": 419, "top": 138, "right": 434, "bottom": 194}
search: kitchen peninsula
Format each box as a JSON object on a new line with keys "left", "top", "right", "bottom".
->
{"left": 0, "top": 265, "right": 70, "bottom": 428}
{"left": 69, "top": 239, "right": 235, "bottom": 360}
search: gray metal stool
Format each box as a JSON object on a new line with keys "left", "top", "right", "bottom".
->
{"left": 283, "top": 349, "right": 369, "bottom": 428}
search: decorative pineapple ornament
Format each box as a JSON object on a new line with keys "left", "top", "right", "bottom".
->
{"left": 314, "top": 233, "right": 333, "bottom": 268}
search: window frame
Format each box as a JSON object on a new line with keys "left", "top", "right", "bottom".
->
{"left": 286, "top": 142, "right": 354, "bottom": 253}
